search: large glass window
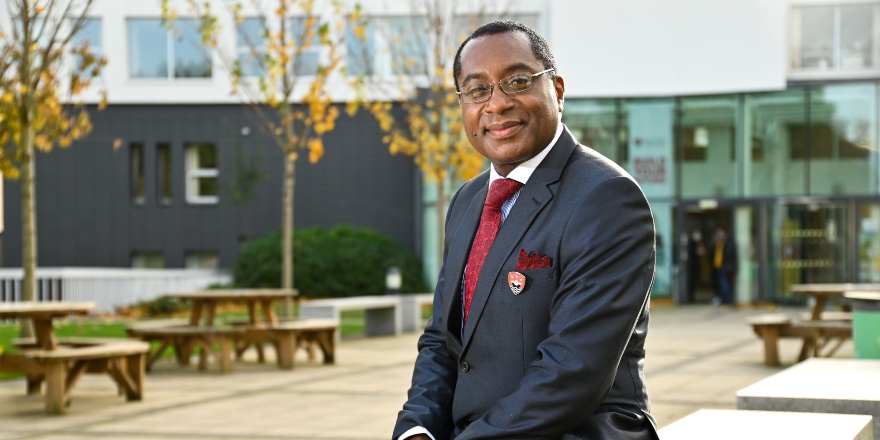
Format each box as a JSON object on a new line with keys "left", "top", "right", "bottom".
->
{"left": 71, "top": 18, "right": 101, "bottom": 77}
{"left": 622, "top": 99, "right": 676, "bottom": 200}
{"left": 743, "top": 89, "right": 808, "bottom": 197}
{"left": 808, "top": 83, "right": 877, "bottom": 195}
{"left": 790, "top": 3, "right": 880, "bottom": 73}
{"left": 290, "top": 17, "right": 320, "bottom": 76}
{"left": 236, "top": 18, "right": 265, "bottom": 77}
{"left": 562, "top": 100, "right": 619, "bottom": 162}
{"left": 127, "top": 19, "right": 211, "bottom": 79}
{"left": 347, "top": 17, "right": 428, "bottom": 76}
{"left": 186, "top": 143, "right": 219, "bottom": 204}
{"left": 679, "top": 96, "right": 738, "bottom": 198}
{"left": 859, "top": 203, "right": 880, "bottom": 282}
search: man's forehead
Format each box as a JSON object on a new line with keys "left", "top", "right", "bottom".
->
{"left": 461, "top": 31, "right": 542, "bottom": 78}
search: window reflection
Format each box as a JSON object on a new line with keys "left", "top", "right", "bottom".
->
{"left": 127, "top": 19, "right": 210, "bottom": 79}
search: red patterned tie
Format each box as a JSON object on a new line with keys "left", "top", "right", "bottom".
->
{"left": 463, "top": 178, "right": 523, "bottom": 323}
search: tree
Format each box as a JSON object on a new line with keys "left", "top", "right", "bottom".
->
{"left": 160, "top": 0, "right": 361, "bottom": 315}
{"left": 350, "top": 1, "right": 520, "bottom": 270}
{"left": 0, "top": 0, "right": 106, "bottom": 315}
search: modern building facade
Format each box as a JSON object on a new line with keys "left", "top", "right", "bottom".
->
{"left": 1, "top": 0, "right": 877, "bottom": 304}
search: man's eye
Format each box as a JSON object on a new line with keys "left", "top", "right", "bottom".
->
{"left": 466, "top": 85, "right": 490, "bottom": 96}
{"left": 507, "top": 76, "right": 530, "bottom": 88}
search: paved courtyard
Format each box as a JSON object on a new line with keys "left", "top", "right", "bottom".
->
{"left": 0, "top": 304, "right": 852, "bottom": 439}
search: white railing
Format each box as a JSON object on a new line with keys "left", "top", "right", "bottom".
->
{"left": 0, "top": 268, "right": 231, "bottom": 313}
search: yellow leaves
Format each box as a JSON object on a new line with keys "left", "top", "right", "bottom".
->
{"left": 307, "top": 138, "right": 323, "bottom": 163}
{"left": 97, "top": 91, "right": 108, "bottom": 111}
{"left": 113, "top": 138, "right": 123, "bottom": 150}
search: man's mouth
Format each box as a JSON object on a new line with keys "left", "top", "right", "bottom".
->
{"left": 485, "top": 121, "right": 522, "bottom": 138}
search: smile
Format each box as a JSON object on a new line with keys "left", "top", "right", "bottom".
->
{"left": 485, "top": 121, "right": 523, "bottom": 139}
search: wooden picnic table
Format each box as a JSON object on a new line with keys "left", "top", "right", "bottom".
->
{"left": 0, "top": 301, "right": 149, "bottom": 414}
{"left": 0, "top": 302, "right": 94, "bottom": 349}
{"left": 166, "top": 289, "right": 299, "bottom": 327}
{"left": 788, "top": 284, "right": 880, "bottom": 361}
{"left": 790, "top": 283, "right": 880, "bottom": 320}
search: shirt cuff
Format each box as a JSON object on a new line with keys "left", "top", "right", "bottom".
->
{"left": 398, "top": 426, "right": 435, "bottom": 440}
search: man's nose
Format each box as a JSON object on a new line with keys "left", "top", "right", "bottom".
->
{"left": 482, "top": 84, "right": 514, "bottom": 114}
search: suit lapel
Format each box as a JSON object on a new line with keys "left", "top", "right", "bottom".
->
{"left": 442, "top": 176, "right": 489, "bottom": 345}
{"left": 461, "top": 127, "right": 579, "bottom": 350}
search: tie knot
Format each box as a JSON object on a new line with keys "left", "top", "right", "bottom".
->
{"left": 486, "top": 178, "right": 523, "bottom": 208}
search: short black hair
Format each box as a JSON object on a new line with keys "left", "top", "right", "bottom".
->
{"left": 452, "top": 20, "right": 557, "bottom": 91}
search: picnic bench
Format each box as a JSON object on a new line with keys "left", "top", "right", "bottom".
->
{"left": 658, "top": 409, "right": 873, "bottom": 440}
{"left": 299, "top": 295, "right": 402, "bottom": 342}
{"left": 748, "top": 314, "right": 852, "bottom": 366}
{"left": 0, "top": 301, "right": 149, "bottom": 415}
{"left": 737, "top": 358, "right": 880, "bottom": 437}
{"left": 126, "top": 325, "right": 243, "bottom": 373}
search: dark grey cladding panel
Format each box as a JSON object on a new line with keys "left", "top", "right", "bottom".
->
{"left": 2, "top": 104, "right": 419, "bottom": 269}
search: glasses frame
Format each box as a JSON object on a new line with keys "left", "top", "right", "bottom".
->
{"left": 456, "top": 68, "right": 555, "bottom": 104}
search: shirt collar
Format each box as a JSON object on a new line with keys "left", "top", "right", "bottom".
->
{"left": 489, "top": 123, "right": 564, "bottom": 186}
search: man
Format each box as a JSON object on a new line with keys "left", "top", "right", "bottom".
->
{"left": 394, "top": 21, "right": 658, "bottom": 440}
{"left": 711, "top": 226, "right": 737, "bottom": 305}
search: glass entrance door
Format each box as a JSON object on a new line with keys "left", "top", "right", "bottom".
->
{"left": 767, "top": 202, "right": 851, "bottom": 303}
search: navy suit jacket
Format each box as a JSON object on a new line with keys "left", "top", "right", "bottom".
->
{"left": 393, "top": 126, "right": 659, "bottom": 439}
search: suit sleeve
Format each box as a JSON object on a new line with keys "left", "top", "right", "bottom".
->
{"left": 460, "top": 176, "right": 656, "bottom": 439}
{"left": 392, "top": 189, "right": 464, "bottom": 440}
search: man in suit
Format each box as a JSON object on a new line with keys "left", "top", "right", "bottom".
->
{"left": 394, "top": 20, "right": 658, "bottom": 440}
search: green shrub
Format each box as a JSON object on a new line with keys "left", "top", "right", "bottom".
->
{"left": 134, "top": 296, "right": 189, "bottom": 317}
{"left": 233, "top": 225, "right": 427, "bottom": 298}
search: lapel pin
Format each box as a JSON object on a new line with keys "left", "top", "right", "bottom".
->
{"left": 508, "top": 271, "right": 525, "bottom": 295}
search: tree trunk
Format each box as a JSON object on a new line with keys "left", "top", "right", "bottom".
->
{"left": 282, "top": 154, "right": 295, "bottom": 317}
{"left": 19, "top": 122, "right": 37, "bottom": 338}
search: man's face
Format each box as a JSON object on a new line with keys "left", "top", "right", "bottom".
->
{"left": 457, "top": 31, "right": 565, "bottom": 176}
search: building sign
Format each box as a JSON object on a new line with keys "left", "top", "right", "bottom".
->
{"left": 627, "top": 102, "right": 675, "bottom": 199}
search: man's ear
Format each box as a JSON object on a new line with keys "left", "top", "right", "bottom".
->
{"left": 554, "top": 75, "right": 565, "bottom": 113}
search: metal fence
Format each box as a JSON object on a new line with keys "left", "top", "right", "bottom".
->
{"left": 0, "top": 268, "right": 231, "bottom": 313}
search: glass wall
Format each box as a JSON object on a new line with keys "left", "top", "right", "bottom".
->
{"left": 563, "top": 100, "right": 619, "bottom": 162}
{"left": 560, "top": 81, "right": 880, "bottom": 301}
{"left": 679, "top": 95, "right": 738, "bottom": 198}
{"left": 743, "top": 89, "right": 809, "bottom": 197}
{"left": 809, "top": 83, "right": 878, "bottom": 195}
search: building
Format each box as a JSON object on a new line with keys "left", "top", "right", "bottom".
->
{"left": 2, "top": 0, "right": 877, "bottom": 304}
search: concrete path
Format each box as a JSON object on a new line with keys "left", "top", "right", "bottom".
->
{"left": 0, "top": 304, "right": 853, "bottom": 439}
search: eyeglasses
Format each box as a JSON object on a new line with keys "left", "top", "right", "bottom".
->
{"left": 456, "top": 68, "right": 554, "bottom": 104}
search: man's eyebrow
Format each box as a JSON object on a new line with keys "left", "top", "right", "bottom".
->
{"left": 460, "top": 62, "right": 540, "bottom": 86}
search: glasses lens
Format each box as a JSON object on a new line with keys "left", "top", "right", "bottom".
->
{"left": 462, "top": 84, "right": 491, "bottom": 103}
{"left": 501, "top": 74, "right": 533, "bottom": 94}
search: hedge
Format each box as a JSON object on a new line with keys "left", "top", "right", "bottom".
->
{"left": 233, "top": 225, "right": 427, "bottom": 298}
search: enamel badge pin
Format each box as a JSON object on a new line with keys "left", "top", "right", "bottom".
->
{"left": 508, "top": 271, "right": 526, "bottom": 295}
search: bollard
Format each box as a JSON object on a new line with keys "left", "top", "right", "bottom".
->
{"left": 844, "top": 291, "right": 880, "bottom": 359}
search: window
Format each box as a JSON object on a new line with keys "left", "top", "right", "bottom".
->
{"left": 290, "top": 17, "right": 320, "bottom": 76}
{"left": 237, "top": 17, "right": 319, "bottom": 78}
{"left": 237, "top": 18, "right": 266, "bottom": 77}
{"left": 132, "top": 252, "right": 164, "bottom": 268}
{"left": 71, "top": 18, "right": 102, "bottom": 77}
{"left": 130, "top": 143, "right": 145, "bottom": 204}
{"left": 790, "top": 3, "right": 880, "bottom": 73}
{"left": 185, "top": 251, "right": 219, "bottom": 269}
{"left": 127, "top": 19, "right": 211, "bottom": 79}
{"left": 157, "top": 143, "right": 172, "bottom": 204}
{"left": 186, "top": 143, "right": 218, "bottom": 204}
{"left": 347, "top": 17, "right": 428, "bottom": 76}
{"left": 452, "top": 14, "right": 539, "bottom": 42}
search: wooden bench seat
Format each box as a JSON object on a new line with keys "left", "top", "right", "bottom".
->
{"left": 748, "top": 314, "right": 852, "bottom": 366}
{"left": 127, "top": 326, "right": 244, "bottom": 374}
{"left": 1, "top": 340, "right": 150, "bottom": 414}
{"left": 268, "top": 319, "right": 338, "bottom": 369}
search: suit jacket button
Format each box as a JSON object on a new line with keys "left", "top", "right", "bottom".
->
{"left": 460, "top": 361, "right": 470, "bottom": 372}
